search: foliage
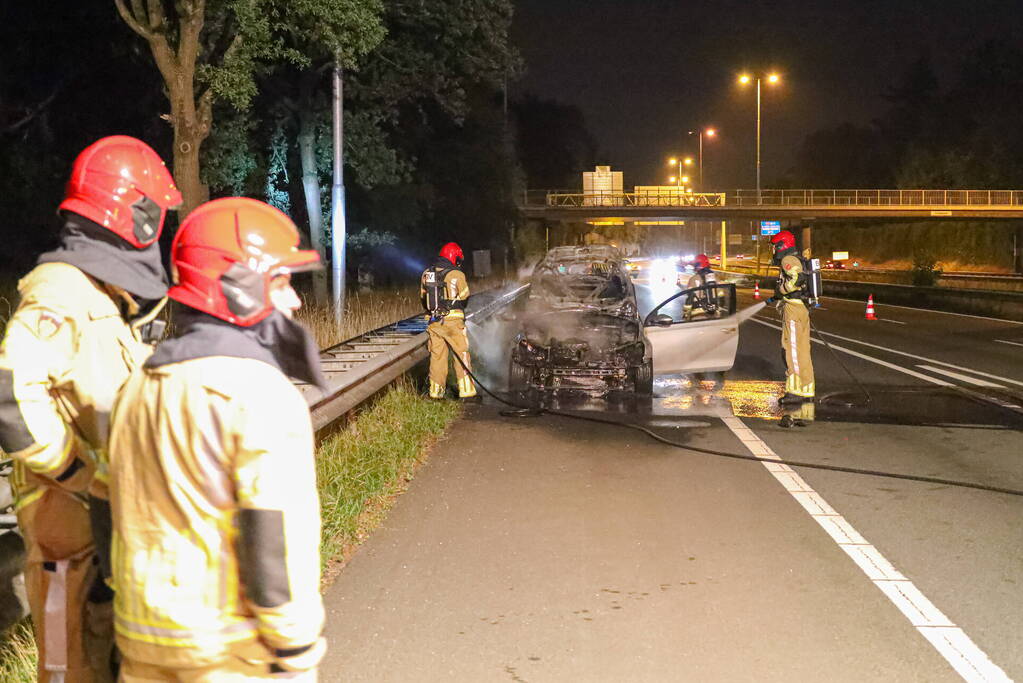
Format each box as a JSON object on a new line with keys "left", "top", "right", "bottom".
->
{"left": 0, "top": 620, "right": 36, "bottom": 682}
{"left": 511, "top": 94, "right": 598, "bottom": 189}
{"left": 910, "top": 249, "right": 942, "bottom": 286}
{"left": 202, "top": 108, "right": 259, "bottom": 195}
{"left": 795, "top": 43, "right": 1023, "bottom": 269}
{"left": 316, "top": 377, "right": 459, "bottom": 574}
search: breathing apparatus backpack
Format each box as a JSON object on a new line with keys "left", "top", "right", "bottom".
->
{"left": 423, "top": 265, "right": 467, "bottom": 318}
{"left": 776, "top": 254, "right": 823, "bottom": 307}
{"left": 804, "top": 257, "right": 823, "bottom": 306}
{"left": 423, "top": 266, "right": 451, "bottom": 316}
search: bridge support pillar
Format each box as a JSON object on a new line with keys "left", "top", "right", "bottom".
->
{"left": 801, "top": 225, "right": 812, "bottom": 257}
{"left": 1015, "top": 224, "right": 1023, "bottom": 274}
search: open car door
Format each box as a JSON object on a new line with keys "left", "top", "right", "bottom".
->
{"left": 643, "top": 283, "right": 739, "bottom": 375}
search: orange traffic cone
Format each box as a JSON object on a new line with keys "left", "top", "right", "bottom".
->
{"left": 754, "top": 282, "right": 761, "bottom": 300}
{"left": 865, "top": 294, "right": 877, "bottom": 320}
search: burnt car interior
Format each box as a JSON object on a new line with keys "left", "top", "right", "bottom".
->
{"left": 510, "top": 246, "right": 742, "bottom": 396}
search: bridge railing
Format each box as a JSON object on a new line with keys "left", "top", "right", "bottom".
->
{"left": 545, "top": 191, "right": 727, "bottom": 207}
{"left": 730, "top": 189, "right": 1023, "bottom": 206}
{"left": 532, "top": 189, "right": 1023, "bottom": 208}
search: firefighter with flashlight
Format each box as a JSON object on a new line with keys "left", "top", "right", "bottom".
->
{"left": 0, "top": 136, "right": 180, "bottom": 682}
{"left": 106, "top": 198, "right": 327, "bottom": 679}
{"left": 421, "top": 242, "right": 477, "bottom": 400}
{"left": 768, "top": 230, "right": 815, "bottom": 404}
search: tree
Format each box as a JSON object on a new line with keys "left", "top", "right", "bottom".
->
{"left": 114, "top": 0, "right": 384, "bottom": 215}
{"left": 512, "top": 94, "right": 597, "bottom": 189}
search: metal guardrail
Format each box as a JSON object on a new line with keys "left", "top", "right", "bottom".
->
{"left": 527, "top": 189, "right": 1023, "bottom": 208}
{"left": 300, "top": 284, "right": 530, "bottom": 431}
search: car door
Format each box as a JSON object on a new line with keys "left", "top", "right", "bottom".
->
{"left": 643, "top": 283, "right": 739, "bottom": 375}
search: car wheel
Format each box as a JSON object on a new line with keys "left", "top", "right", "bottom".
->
{"left": 509, "top": 359, "right": 531, "bottom": 392}
{"left": 632, "top": 359, "right": 654, "bottom": 395}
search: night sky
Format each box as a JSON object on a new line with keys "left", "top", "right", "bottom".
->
{"left": 512, "top": 0, "right": 1023, "bottom": 190}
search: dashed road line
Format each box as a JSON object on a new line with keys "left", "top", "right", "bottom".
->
{"left": 879, "top": 319, "right": 907, "bottom": 325}
{"left": 994, "top": 339, "right": 1023, "bottom": 348}
{"left": 720, "top": 415, "right": 1011, "bottom": 682}
{"left": 751, "top": 318, "right": 952, "bottom": 387}
{"left": 917, "top": 366, "right": 1005, "bottom": 388}
{"left": 753, "top": 319, "right": 1023, "bottom": 388}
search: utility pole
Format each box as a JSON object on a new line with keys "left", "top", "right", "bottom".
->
{"left": 756, "top": 77, "right": 762, "bottom": 204}
{"left": 720, "top": 221, "right": 727, "bottom": 269}
{"left": 330, "top": 60, "right": 347, "bottom": 327}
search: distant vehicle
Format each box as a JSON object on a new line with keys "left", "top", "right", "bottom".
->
{"left": 510, "top": 245, "right": 739, "bottom": 395}
{"left": 823, "top": 259, "right": 846, "bottom": 270}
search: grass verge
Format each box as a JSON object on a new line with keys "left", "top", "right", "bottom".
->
{"left": 317, "top": 377, "right": 461, "bottom": 585}
{"left": 0, "top": 620, "right": 35, "bottom": 682}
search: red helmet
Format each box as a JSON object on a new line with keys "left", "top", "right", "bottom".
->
{"left": 439, "top": 242, "right": 464, "bottom": 266}
{"left": 693, "top": 254, "right": 710, "bottom": 269}
{"left": 59, "top": 135, "right": 181, "bottom": 248}
{"left": 771, "top": 230, "right": 797, "bottom": 251}
{"left": 169, "top": 197, "right": 320, "bottom": 327}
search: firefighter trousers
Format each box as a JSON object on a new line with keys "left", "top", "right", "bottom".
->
{"left": 427, "top": 315, "right": 476, "bottom": 398}
{"left": 17, "top": 482, "right": 116, "bottom": 683}
{"left": 780, "top": 301, "right": 815, "bottom": 398}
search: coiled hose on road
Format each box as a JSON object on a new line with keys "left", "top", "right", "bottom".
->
{"left": 442, "top": 339, "right": 1023, "bottom": 499}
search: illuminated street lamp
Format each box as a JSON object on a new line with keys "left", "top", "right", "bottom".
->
{"left": 688, "top": 127, "right": 717, "bottom": 190}
{"left": 737, "top": 72, "right": 782, "bottom": 203}
{"left": 667, "top": 156, "right": 694, "bottom": 188}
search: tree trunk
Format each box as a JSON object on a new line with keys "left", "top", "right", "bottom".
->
{"left": 297, "top": 71, "right": 329, "bottom": 305}
{"left": 172, "top": 120, "right": 209, "bottom": 218}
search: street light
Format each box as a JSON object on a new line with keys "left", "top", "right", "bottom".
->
{"left": 667, "top": 157, "right": 694, "bottom": 188}
{"left": 737, "top": 72, "right": 781, "bottom": 203}
{"left": 688, "top": 127, "right": 717, "bottom": 190}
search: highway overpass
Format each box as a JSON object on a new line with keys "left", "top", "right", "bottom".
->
{"left": 521, "top": 189, "right": 1023, "bottom": 222}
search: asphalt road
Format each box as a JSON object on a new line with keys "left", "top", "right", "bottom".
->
{"left": 319, "top": 273, "right": 1023, "bottom": 682}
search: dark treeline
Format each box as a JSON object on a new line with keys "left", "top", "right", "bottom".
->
{"left": 786, "top": 43, "right": 1023, "bottom": 269}
{"left": 0, "top": 3, "right": 599, "bottom": 287}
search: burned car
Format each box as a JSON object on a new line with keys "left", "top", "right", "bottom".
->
{"left": 510, "top": 245, "right": 740, "bottom": 395}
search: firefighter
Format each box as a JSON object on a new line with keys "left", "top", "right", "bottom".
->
{"left": 421, "top": 242, "right": 477, "bottom": 399}
{"left": 769, "top": 230, "right": 815, "bottom": 404}
{"left": 682, "top": 253, "right": 720, "bottom": 318}
{"left": 0, "top": 135, "right": 180, "bottom": 682}
{"left": 106, "top": 197, "right": 327, "bottom": 680}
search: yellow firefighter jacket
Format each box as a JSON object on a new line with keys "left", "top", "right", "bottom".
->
{"left": 0, "top": 262, "right": 157, "bottom": 560}
{"left": 107, "top": 355, "right": 325, "bottom": 669}
{"left": 421, "top": 265, "right": 469, "bottom": 319}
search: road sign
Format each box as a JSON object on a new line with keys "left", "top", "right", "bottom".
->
{"left": 832, "top": 251, "right": 849, "bottom": 261}
{"left": 760, "top": 220, "right": 781, "bottom": 235}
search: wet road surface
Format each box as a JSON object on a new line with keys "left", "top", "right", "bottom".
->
{"left": 320, "top": 273, "right": 1022, "bottom": 682}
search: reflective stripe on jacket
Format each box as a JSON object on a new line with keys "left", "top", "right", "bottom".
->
{"left": 108, "top": 356, "right": 324, "bottom": 669}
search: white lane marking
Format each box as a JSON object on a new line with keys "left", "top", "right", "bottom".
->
{"left": 916, "top": 366, "right": 1005, "bottom": 388}
{"left": 760, "top": 320, "right": 1023, "bottom": 389}
{"left": 751, "top": 318, "right": 953, "bottom": 386}
{"left": 880, "top": 319, "right": 907, "bottom": 325}
{"left": 994, "top": 339, "right": 1023, "bottom": 348}
{"left": 720, "top": 415, "right": 1011, "bottom": 682}
{"left": 820, "top": 296, "right": 1023, "bottom": 326}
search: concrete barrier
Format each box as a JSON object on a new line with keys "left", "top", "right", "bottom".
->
{"left": 721, "top": 270, "right": 1023, "bottom": 322}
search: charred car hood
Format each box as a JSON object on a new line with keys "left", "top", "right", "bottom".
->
{"left": 521, "top": 310, "right": 642, "bottom": 349}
